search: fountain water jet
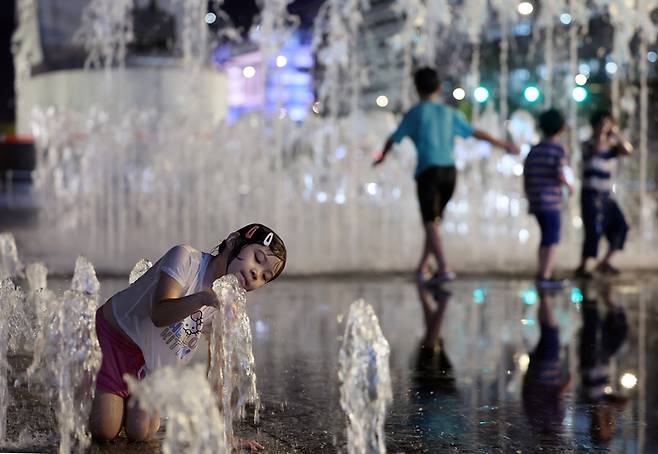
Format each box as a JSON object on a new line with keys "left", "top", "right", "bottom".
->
{"left": 126, "top": 364, "right": 229, "bottom": 454}
{"left": 208, "top": 275, "right": 260, "bottom": 443}
{"left": 338, "top": 299, "right": 392, "bottom": 454}
{"left": 26, "top": 257, "right": 101, "bottom": 454}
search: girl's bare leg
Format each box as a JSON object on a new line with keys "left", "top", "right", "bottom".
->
{"left": 89, "top": 391, "right": 124, "bottom": 441}
{"left": 125, "top": 397, "right": 160, "bottom": 442}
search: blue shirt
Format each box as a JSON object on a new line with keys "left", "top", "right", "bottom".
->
{"left": 391, "top": 101, "right": 475, "bottom": 178}
{"left": 523, "top": 141, "right": 566, "bottom": 213}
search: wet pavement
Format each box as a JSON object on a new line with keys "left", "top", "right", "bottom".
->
{"left": 5, "top": 274, "right": 658, "bottom": 453}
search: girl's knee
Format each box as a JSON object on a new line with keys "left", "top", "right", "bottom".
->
{"left": 125, "top": 412, "right": 159, "bottom": 442}
{"left": 90, "top": 423, "right": 121, "bottom": 442}
{"left": 89, "top": 391, "right": 124, "bottom": 442}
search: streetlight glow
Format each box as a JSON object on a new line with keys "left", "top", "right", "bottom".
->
{"left": 518, "top": 2, "right": 534, "bottom": 15}
{"left": 453, "top": 87, "right": 466, "bottom": 100}
{"left": 242, "top": 66, "right": 256, "bottom": 78}
{"left": 376, "top": 95, "right": 389, "bottom": 108}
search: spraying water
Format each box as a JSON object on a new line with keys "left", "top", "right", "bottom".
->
{"left": 208, "top": 274, "right": 260, "bottom": 443}
{"left": 26, "top": 256, "right": 101, "bottom": 454}
{"left": 0, "top": 280, "right": 25, "bottom": 444}
{"left": 23, "top": 263, "right": 54, "bottom": 359}
{"left": 338, "top": 299, "right": 392, "bottom": 454}
{"left": 128, "top": 258, "right": 153, "bottom": 284}
{"left": 126, "top": 364, "right": 229, "bottom": 454}
{"left": 0, "top": 233, "right": 23, "bottom": 281}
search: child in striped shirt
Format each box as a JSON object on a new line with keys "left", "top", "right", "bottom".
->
{"left": 575, "top": 110, "right": 632, "bottom": 278}
{"left": 523, "top": 109, "right": 573, "bottom": 289}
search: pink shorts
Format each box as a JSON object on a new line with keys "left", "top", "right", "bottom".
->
{"left": 95, "top": 307, "right": 145, "bottom": 399}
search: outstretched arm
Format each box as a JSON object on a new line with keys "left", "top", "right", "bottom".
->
{"left": 473, "top": 129, "right": 519, "bottom": 155}
{"left": 373, "top": 136, "right": 395, "bottom": 166}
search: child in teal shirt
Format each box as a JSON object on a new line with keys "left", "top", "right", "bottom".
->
{"left": 374, "top": 67, "right": 518, "bottom": 283}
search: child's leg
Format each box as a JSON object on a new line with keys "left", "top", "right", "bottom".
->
{"left": 579, "top": 192, "right": 602, "bottom": 270}
{"left": 416, "top": 236, "right": 431, "bottom": 275}
{"left": 425, "top": 220, "right": 448, "bottom": 272}
{"left": 89, "top": 391, "right": 125, "bottom": 441}
{"left": 125, "top": 397, "right": 160, "bottom": 442}
{"left": 536, "top": 211, "right": 560, "bottom": 278}
{"left": 538, "top": 245, "right": 558, "bottom": 279}
{"left": 416, "top": 166, "right": 455, "bottom": 274}
{"left": 600, "top": 199, "right": 629, "bottom": 266}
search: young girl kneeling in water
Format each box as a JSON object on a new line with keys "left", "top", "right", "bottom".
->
{"left": 89, "top": 224, "right": 286, "bottom": 445}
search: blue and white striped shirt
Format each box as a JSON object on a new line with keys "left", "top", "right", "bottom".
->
{"left": 582, "top": 140, "right": 618, "bottom": 193}
{"left": 523, "top": 142, "right": 566, "bottom": 213}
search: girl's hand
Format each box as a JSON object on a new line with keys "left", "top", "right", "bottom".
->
{"left": 234, "top": 438, "right": 265, "bottom": 451}
{"left": 201, "top": 288, "right": 220, "bottom": 307}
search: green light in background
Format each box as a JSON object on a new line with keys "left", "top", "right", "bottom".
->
{"left": 523, "top": 86, "right": 540, "bottom": 103}
{"left": 571, "top": 287, "right": 584, "bottom": 304}
{"left": 474, "top": 86, "right": 490, "bottom": 103}
{"left": 522, "top": 288, "right": 538, "bottom": 305}
{"left": 572, "top": 86, "right": 588, "bottom": 102}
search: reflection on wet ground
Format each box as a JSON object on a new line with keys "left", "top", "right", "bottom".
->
{"left": 8, "top": 274, "right": 658, "bottom": 453}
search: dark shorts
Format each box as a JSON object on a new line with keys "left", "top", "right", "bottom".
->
{"left": 416, "top": 166, "right": 457, "bottom": 222}
{"left": 580, "top": 190, "right": 629, "bottom": 259}
{"left": 533, "top": 210, "right": 561, "bottom": 246}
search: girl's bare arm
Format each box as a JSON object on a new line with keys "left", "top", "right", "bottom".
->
{"left": 150, "top": 273, "right": 217, "bottom": 327}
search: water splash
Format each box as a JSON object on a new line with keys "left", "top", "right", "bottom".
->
{"left": 0, "top": 279, "right": 24, "bottom": 444}
{"left": 129, "top": 258, "right": 153, "bottom": 284}
{"left": 26, "top": 262, "right": 47, "bottom": 291}
{"left": 11, "top": 0, "right": 42, "bottom": 119}
{"left": 26, "top": 258, "right": 101, "bottom": 453}
{"left": 490, "top": 0, "right": 516, "bottom": 123}
{"left": 0, "top": 233, "right": 23, "bottom": 281}
{"left": 392, "top": 0, "right": 423, "bottom": 109}
{"left": 6, "top": 263, "right": 49, "bottom": 356}
{"left": 126, "top": 364, "right": 229, "bottom": 454}
{"left": 414, "top": 0, "right": 452, "bottom": 66}
{"left": 460, "top": 0, "right": 488, "bottom": 120}
{"left": 313, "top": 0, "right": 371, "bottom": 116}
{"left": 70, "top": 256, "right": 100, "bottom": 295}
{"left": 533, "top": 0, "right": 568, "bottom": 107}
{"left": 208, "top": 274, "right": 259, "bottom": 443}
{"left": 24, "top": 263, "right": 55, "bottom": 356}
{"left": 73, "top": 0, "right": 133, "bottom": 69}
{"left": 338, "top": 299, "right": 392, "bottom": 454}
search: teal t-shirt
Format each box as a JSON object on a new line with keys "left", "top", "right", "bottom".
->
{"left": 391, "top": 101, "right": 475, "bottom": 178}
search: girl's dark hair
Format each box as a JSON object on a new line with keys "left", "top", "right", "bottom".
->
{"left": 414, "top": 67, "right": 441, "bottom": 96}
{"left": 212, "top": 223, "right": 287, "bottom": 281}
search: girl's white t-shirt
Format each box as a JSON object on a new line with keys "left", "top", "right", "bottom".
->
{"left": 111, "top": 245, "right": 216, "bottom": 373}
